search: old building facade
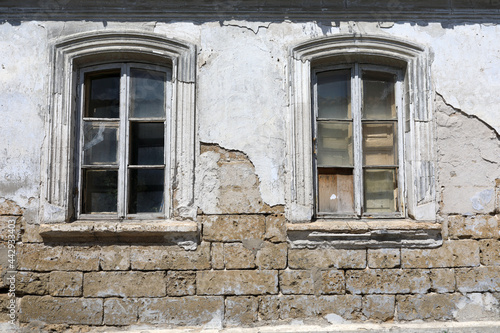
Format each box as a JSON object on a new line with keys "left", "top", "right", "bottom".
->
{"left": 1, "top": 0, "right": 500, "bottom": 330}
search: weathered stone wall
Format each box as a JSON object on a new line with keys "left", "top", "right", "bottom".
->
{"left": 0, "top": 5, "right": 500, "bottom": 330}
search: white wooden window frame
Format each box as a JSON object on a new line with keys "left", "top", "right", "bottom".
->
{"left": 77, "top": 63, "right": 172, "bottom": 220}
{"left": 287, "top": 35, "right": 437, "bottom": 224}
{"left": 40, "top": 31, "right": 197, "bottom": 232}
{"left": 312, "top": 64, "right": 405, "bottom": 219}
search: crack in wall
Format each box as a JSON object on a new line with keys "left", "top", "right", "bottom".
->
{"left": 436, "top": 92, "right": 500, "bottom": 140}
{"left": 221, "top": 21, "right": 273, "bottom": 35}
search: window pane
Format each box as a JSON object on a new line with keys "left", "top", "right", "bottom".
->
{"left": 317, "top": 70, "right": 351, "bottom": 119}
{"left": 317, "top": 122, "right": 353, "bottom": 167}
{"left": 129, "top": 169, "right": 164, "bottom": 213}
{"left": 83, "top": 122, "right": 119, "bottom": 165}
{"left": 82, "top": 170, "right": 118, "bottom": 213}
{"left": 362, "top": 123, "right": 398, "bottom": 166}
{"left": 130, "top": 68, "right": 166, "bottom": 118}
{"left": 362, "top": 71, "right": 396, "bottom": 120}
{"left": 318, "top": 168, "right": 354, "bottom": 214}
{"left": 130, "top": 122, "right": 165, "bottom": 165}
{"left": 363, "top": 169, "right": 398, "bottom": 213}
{"left": 85, "top": 72, "right": 120, "bottom": 118}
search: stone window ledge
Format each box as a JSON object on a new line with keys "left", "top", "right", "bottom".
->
{"left": 287, "top": 220, "right": 442, "bottom": 249}
{"left": 39, "top": 221, "right": 198, "bottom": 247}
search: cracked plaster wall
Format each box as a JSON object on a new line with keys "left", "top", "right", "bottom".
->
{"left": 1, "top": 19, "right": 500, "bottom": 214}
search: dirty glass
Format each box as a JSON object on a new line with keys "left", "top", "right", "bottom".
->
{"left": 362, "top": 71, "right": 396, "bottom": 120}
{"left": 85, "top": 72, "right": 120, "bottom": 118}
{"left": 128, "top": 169, "right": 164, "bottom": 213}
{"left": 317, "top": 122, "right": 353, "bottom": 167}
{"left": 82, "top": 170, "right": 118, "bottom": 213}
{"left": 363, "top": 169, "right": 398, "bottom": 213}
{"left": 83, "top": 122, "right": 119, "bottom": 165}
{"left": 130, "top": 68, "right": 166, "bottom": 118}
{"left": 317, "top": 70, "right": 351, "bottom": 119}
{"left": 362, "top": 123, "right": 398, "bottom": 166}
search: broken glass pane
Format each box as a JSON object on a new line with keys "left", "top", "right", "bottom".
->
{"left": 130, "top": 122, "right": 164, "bottom": 165}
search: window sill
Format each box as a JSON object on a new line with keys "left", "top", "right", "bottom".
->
{"left": 39, "top": 220, "right": 198, "bottom": 248}
{"left": 286, "top": 220, "right": 442, "bottom": 249}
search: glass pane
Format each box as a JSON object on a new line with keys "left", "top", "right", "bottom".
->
{"left": 82, "top": 170, "right": 118, "bottom": 214}
{"left": 317, "top": 168, "right": 354, "bottom": 214}
{"left": 83, "top": 122, "right": 119, "bottom": 165}
{"left": 363, "top": 169, "right": 398, "bottom": 213}
{"left": 317, "top": 122, "right": 353, "bottom": 167}
{"left": 317, "top": 70, "right": 351, "bottom": 119}
{"left": 363, "top": 123, "right": 398, "bottom": 166}
{"left": 130, "top": 68, "right": 166, "bottom": 118}
{"left": 362, "top": 71, "right": 396, "bottom": 120}
{"left": 129, "top": 169, "right": 164, "bottom": 214}
{"left": 130, "top": 122, "right": 165, "bottom": 165}
{"left": 85, "top": 72, "right": 120, "bottom": 118}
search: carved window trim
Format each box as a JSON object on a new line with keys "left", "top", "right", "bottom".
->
{"left": 286, "top": 35, "right": 439, "bottom": 247}
{"left": 40, "top": 31, "right": 197, "bottom": 240}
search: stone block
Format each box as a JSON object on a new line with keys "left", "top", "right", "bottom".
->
{"left": 456, "top": 266, "right": 500, "bottom": 293}
{"left": 0, "top": 199, "right": 22, "bottom": 216}
{"left": 202, "top": 215, "right": 265, "bottom": 242}
{"left": 99, "top": 246, "right": 130, "bottom": 270}
{"left": 397, "top": 293, "right": 461, "bottom": 321}
{"left": 368, "top": 248, "right": 400, "bottom": 268}
{"left": 362, "top": 295, "right": 395, "bottom": 321}
{"left": 48, "top": 271, "right": 83, "bottom": 297}
{"left": 17, "top": 244, "right": 99, "bottom": 272}
{"left": 346, "top": 269, "right": 431, "bottom": 294}
{"left": 429, "top": 268, "right": 455, "bottom": 293}
{"left": 401, "top": 240, "right": 480, "bottom": 268}
{"left": 265, "top": 214, "right": 286, "bottom": 243}
{"left": 480, "top": 239, "right": 500, "bottom": 266}
{"left": 0, "top": 294, "right": 12, "bottom": 322}
{"left": 448, "top": 215, "right": 499, "bottom": 239}
{"left": 258, "top": 296, "right": 280, "bottom": 321}
{"left": 197, "top": 270, "right": 278, "bottom": 295}
{"left": 103, "top": 298, "right": 139, "bottom": 326}
{"left": 130, "top": 242, "right": 210, "bottom": 270}
{"left": 224, "top": 243, "right": 255, "bottom": 269}
{"left": 138, "top": 296, "right": 224, "bottom": 326}
{"left": 225, "top": 296, "right": 258, "bottom": 326}
{"left": 280, "top": 295, "right": 361, "bottom": 320}
{"left": 16, "top": 272, "right": 49, "bottom": 295}
{"left": 256, "top": 242, "right": 287, "bottom": 270}
{"left": 317, "top": 270, "right": 345, "bottom": 295}
{"left": 19, "top": 296, "right": 103, "bottom": 325}
{"left": 0, "top": 216, "right": 21, "bottom": 242}
{"left": 167, "top": 271, "right": 196, "bottom": 296}
{"left": 84, "top": 271, "right": 167, "bottom": 297}
{"left": 288, "top": 248, "right": 366, "bottom": 269}
{"left": 211, "top": 242, "right": 224, "bottom": 269}
{"left": 0, "top": 244, "right": 11, "bottom": 289}
{"left": 279, "top": 270, "right": 314, "bottom": 295}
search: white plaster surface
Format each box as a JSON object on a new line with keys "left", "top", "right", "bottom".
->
{"left": 1, "top": 20, "right": 500, "bottom": 210}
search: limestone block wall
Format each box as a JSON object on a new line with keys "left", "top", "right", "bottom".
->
{"left": 0, "top": 4, "right": 500, "bottom": 330}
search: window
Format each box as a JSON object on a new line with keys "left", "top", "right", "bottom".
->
{"left": 313, "top": 65, "right": 404, "bottom": 218}
{"left": 287, "top": 35, "right": 436, "bottom": 223}
{"left": 41, "top": 32, "right": 197, "bottom": 232}
{"left": 78, "top": 64, "right": 171, "bottom": 219}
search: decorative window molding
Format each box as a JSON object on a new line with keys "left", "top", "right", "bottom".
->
{"left": 40, "top": 31, "right": 197, "bottom": 237}
{"left": 287, "top": 35, "right": 437, "bottom": 227}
